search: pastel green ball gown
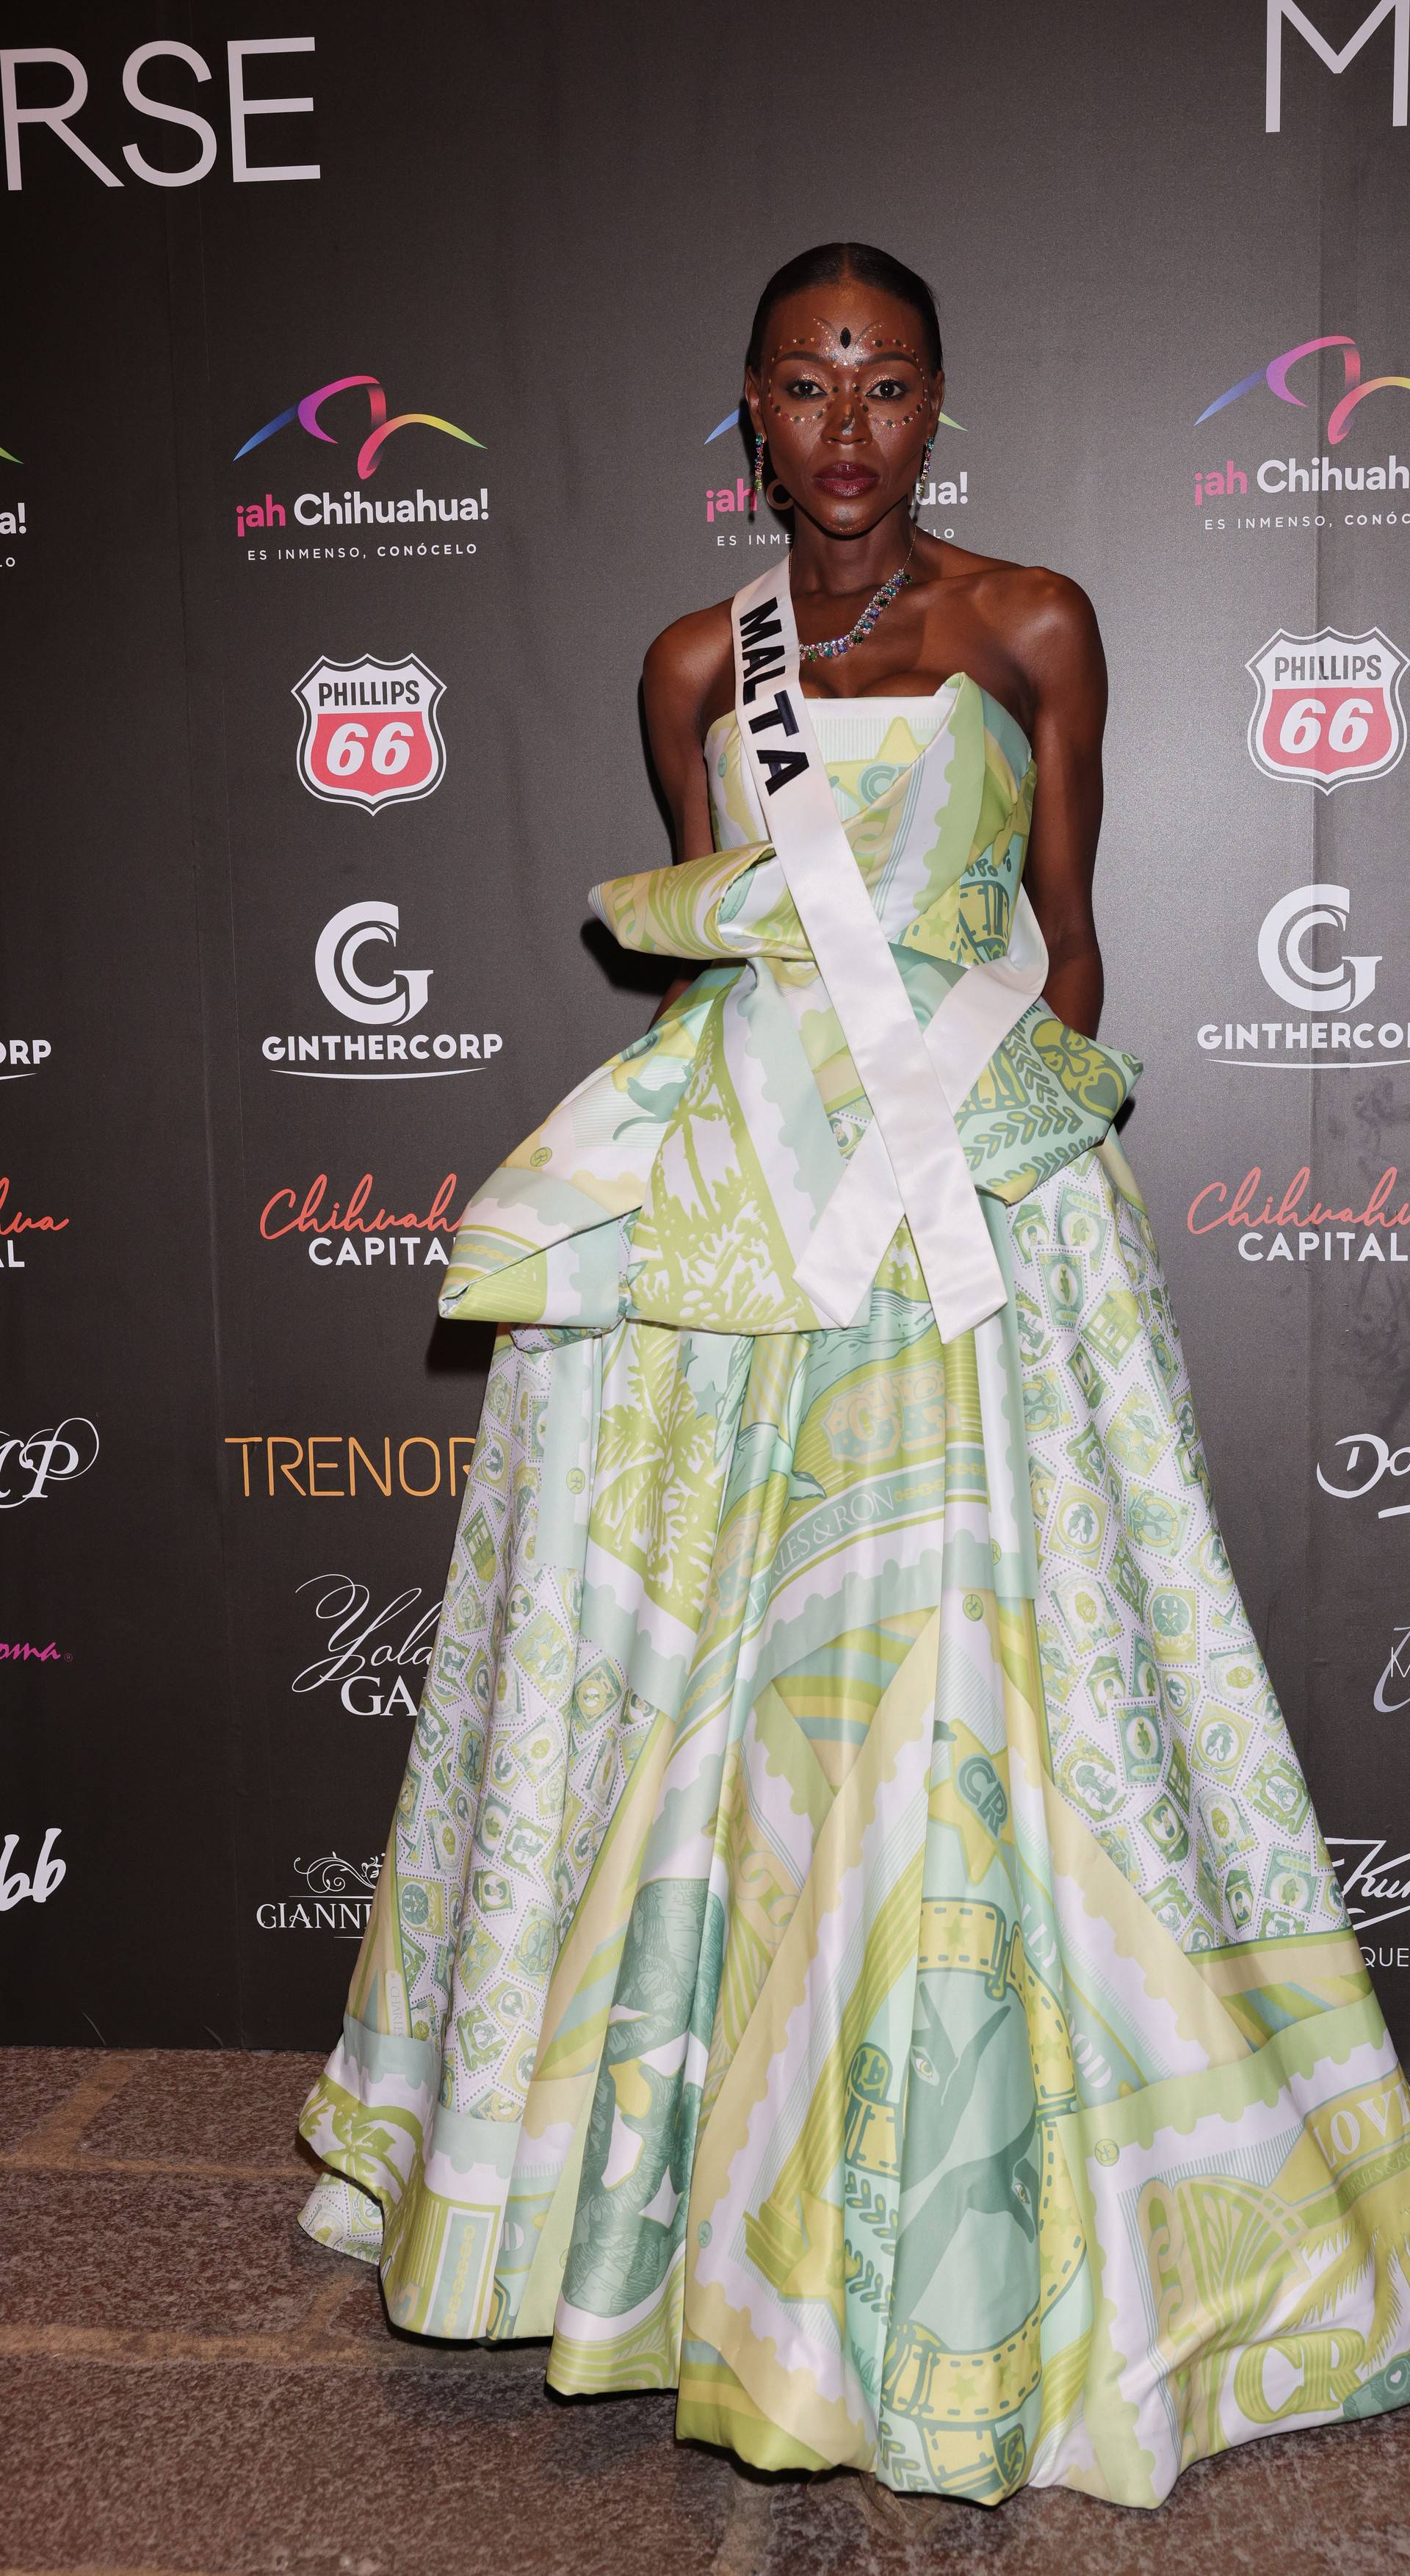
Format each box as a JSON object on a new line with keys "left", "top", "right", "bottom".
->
{"left": 297, "top": 670, "right": 1410, "bottom": 2505}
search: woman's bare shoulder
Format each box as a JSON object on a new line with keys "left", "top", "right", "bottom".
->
{"left": 935, "top": 537, "right": 1095, "bottom": 632}
{"left": 933, "top": 541, "right": 1103, "bottom": 695}
{"left": 641, "top": 594, "right": 736, "bottom": 743}
{"left": 643, "top": 594, "right": 734, "bottom": 689}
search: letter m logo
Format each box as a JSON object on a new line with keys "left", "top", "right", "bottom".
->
{"left": 1267, "top": 0, "right": 1409, "bottom": 129}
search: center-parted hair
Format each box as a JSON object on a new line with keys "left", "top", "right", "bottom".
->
{"left": 746, "top": 241, "right": 943, "bottom": 376}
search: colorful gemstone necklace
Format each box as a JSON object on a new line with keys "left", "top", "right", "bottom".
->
{"left": 798, "top": 544, "right": 915, "bottom": 663}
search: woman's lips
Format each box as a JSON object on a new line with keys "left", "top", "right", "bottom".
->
{"left": 814, "top": 464, "right": 878, "bottom": 496}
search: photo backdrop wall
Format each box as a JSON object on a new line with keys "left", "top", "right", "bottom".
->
{"left": 7, "top": 0, "right": 1410, "bottom": 2050}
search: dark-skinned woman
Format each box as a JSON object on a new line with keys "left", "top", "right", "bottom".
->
{"left": 299, "top": 242, "right": 1410, "bottom": 2508}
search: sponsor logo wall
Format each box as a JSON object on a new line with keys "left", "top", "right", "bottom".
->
{"left": 233, "top": 371, "right": 487, "bottom": 566}
{"left": 5, "top": 0, "right": 1410, "bottom": 2051}
{"left": 292, "top": 656, "right": 447, "bottom": 810}
{"left": 261, "top": 901, "right": 500, "bottom": 1080}
{"left": 1, "top": 1421, "right": 99, "bottom": 1509}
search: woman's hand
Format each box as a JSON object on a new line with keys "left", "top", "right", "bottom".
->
{"left": 649, "top": 971, "right": 694, "bottom": 1025}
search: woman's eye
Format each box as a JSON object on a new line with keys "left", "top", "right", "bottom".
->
{"left": 782, "top": 376, "right": 825, "bottom": 400}
{"left": 868, "top": 379, "right": 908, "bottom": 404}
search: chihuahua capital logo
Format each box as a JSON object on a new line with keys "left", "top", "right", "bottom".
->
{"left": 237, "top": 375, "right": 482, "bottom": 481}
{"left": 1246, "top": 628, "right": 1406, "bottom": 789}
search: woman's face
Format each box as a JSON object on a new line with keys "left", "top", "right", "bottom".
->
{"left": 745, "top": 279, "right": 942, "bottom": 538}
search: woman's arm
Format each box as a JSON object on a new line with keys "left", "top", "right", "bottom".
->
{"left": 1010, "top": 572, "right": 1107, "bottom": 1041}
{"left": 642, "top": 610, "right": 721, "bottom": 859}
{"left": 640, "top": 604, "right": 730, "bottom": 1020}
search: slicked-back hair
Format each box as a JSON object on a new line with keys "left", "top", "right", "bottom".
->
{"left": 745, "top": 241, "right": 943, "bottom": 375}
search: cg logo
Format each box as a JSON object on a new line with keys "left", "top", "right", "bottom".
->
{"left": 0, "top": 1418, "right": 98, "bottom": 1508}
{"left": 1257, "top": 884, "right": 1380, "bottom": 1013}
{"left": 314, "top": 903, "right": 432, "bottom": 1028}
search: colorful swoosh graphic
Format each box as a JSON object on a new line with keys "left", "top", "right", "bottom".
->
{"left": 236, "top": 375, "right": 483, "bottom": 480}
{"left": 1197, "top": 336, "right": 1410, "bottom": 445}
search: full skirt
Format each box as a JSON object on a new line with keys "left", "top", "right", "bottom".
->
{"left": 298, "top": 1136, "right": 1410, "bottom": 2504}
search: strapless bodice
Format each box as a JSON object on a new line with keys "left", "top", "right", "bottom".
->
{"left": 679, "top": 671, "right": 1035, "bottom": 971}
{"left": 704, "top": 677, "right": 1034, "bottom": 856}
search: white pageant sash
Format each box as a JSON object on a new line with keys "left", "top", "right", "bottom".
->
{"left": 730, "top": 560, "right": 1047, "bottom": 1339}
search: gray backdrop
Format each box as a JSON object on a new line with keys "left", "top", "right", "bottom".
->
{"left": 5, "top": 0, "right": 1410, "bottom": 2049}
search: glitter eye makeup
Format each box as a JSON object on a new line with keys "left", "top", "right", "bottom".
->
{"left": 769, "top": 386, "right": 832, "bottom": 425}
{"left": 770, "top": 320, "right": 931, "bottom": 383}
{"left": 766, "top": 362, "right": 929, "bottom": 427}
{"left": 766, "top": 344, "right": 836, "bottom": 425}
{"left": 758, "top": 314, "right": 937, "bottom": 438}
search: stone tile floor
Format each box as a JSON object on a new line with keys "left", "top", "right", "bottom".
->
{"left": 2, "top": 2047, "right": 1409, "bottom": 2575}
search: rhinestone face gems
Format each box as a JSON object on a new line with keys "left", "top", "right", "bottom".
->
{"left": 760, "top": 316, "right": 936, "bottom": 433}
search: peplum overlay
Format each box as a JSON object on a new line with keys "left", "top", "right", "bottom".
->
{"left": 437, "top": 674, "right": 1140, "bottom": 1337}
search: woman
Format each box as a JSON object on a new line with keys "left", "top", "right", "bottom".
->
{"left": 298, "top": 242, "right": 1410, "bottom": 2505}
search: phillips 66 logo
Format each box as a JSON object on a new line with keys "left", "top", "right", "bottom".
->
{"left": 1246, "top": 627, "right": 1406, "bottom": 790}
{"left": 293, "top": 654, "right": 446, "bottom": 812}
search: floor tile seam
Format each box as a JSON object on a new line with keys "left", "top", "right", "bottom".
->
{"left": 0, "top": 2151, "right": 311, "bottom": 2182}
{"left": 709, "top": 2471, "right": 778, "bottom": 2576}
{"left": 281, "top": 2269, "right": 369, "bottom": 2353}
{"left": 0, "top": 2323, "right": 484, "bottom": 2372}
{"left": 7, "top": 2060, "right": 143, "bottom": 2160}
